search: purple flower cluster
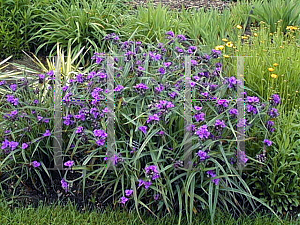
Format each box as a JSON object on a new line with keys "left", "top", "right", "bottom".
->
{"left": 145, "top": 165, "right": 160, "bottom": 180}
{"left": 93, "top": 129, "right": 107, "bottom": 146}
{"left": 207, "top": 170, "right": 220, "bottom": 185}
{"left": 197, "top": 150, "right": 210, "bottom": 161}
{"left": 195, "top": 125, "right": 210, "bottom": 140}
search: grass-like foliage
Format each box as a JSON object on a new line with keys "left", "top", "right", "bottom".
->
{"left": 31, "top": 0, "right": 124, "bottom": 60}
{"left": 0, "top": 33, "right": 283, "bottom": 224}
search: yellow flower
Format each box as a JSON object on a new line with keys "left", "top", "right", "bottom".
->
{"left": 226, "top": 41, "right": 233, "bottom": 47}
{"left": 273, "top": 63, "right": 279, "bottom": 67}
{"left": 253, "top": 33, "right": 258, "bottom": 37}
{"left": 236, "top": 25, "right": 243, "bottom": 29}
{"left": 222, "top": 38, "right": 228, "bottom": 42}
{"left": 271, "top": 74, "right": 278, "bottom": 79}
{"left": 241, "top": 36, "right": 248, "bottom": 39}
{"left": 268, "top": 68, "right": 275, "bottom": 72}
{"left": 215, "top": 45, "right": 224, "bottom": 50}
{"left": 223, "top": 55, "right": 230, "bottom": 58}
{"left": 286, "top": 26, "right": 298, "bottom": 31}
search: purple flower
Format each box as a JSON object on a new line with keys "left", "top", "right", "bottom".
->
{"left": 120, "top": 196, "right": 129, "bottom": 204}
{"left": 229, "top": 108, "right": 239, "bottom": 116}
{"left": 32, "top": 161, "right": 41, "bottom": 168}
{"left": 0, "top": 80, "right": 7, "bottom": 85}
{"left": 61, "top": 179, "right": 69, "bottom": 192}
{"left": 138, "top": 179, "right": 152, "bottom": 189}
{"left": 215, "top": 119, "right": 226, "bottom": 129}
{"left": 155, "top": 85, "right": 165, "bottom": 93}
{"left": 177, "top": 34, "right": 187, "bottom": 41}
{"left": 96, "top": 139, "right": 106, "bottom": 146}
{"left": 147, "top": 114, "right": 160, "bottom": 123}
{"left": 145, "top": 165, "right": 160, "bottom": 180}
{"left": 268, "top": 108, "right": 280, "bottom": 118}
{"left": 191, "top": 60, "right": 198, "bottom": 66}
{"left": 154, "top": 194, "right": 161, "bottom": 200}
{"left": 237, "top": 119, "right": 247, "bottom": 128}
{"left": 266, "top": 120, "right": 276, "bottom": 132}
{"left": 169, "top": 92, "right": 178, "bottom": 98}
{"left": 195, "top": 125, "right": 210, "bottom": 139}
{"left": 212, "top": 178, "right": 220, "bottom": 185}
{"left": 76, "top": 126, "right": 84, "bottom": 134}
{"left": 194, "top": 113, "right": 205, "bottom": 122}
{"left": 1, "top": 139, "right": 10, "bottom": 149}
{"left": 93, "top": 129, "right": 107, "bottom": 138}
{"left": 139, "top": 126, "right": 148, "bottom": 134}
{"left": 197, "top": 150, "right": 210, "bottom": 160}
{"left": 201, "top": 92, "right": 209, "bottom": 98}
{"left": 114, "top": 85, "right": 124, "bottom": 92}
{"left": 10, "top": 84, "right": 18, "bottom": 92}
{"left": 237, "top": 150, "right": 249, "bottom": 164}
{"left": 207, "top": 170, "right": 216, "bottom": 177}
{"left": 47, "top": 70, "right": 54, "bottom": 76}
{"left": 134, "top": 83, "right": 149, "bottom": 90}
{"left": 6, "top": 95, "right": 19, "bottom": 105}
{"left": 76, "top": 74, "right": 84, "bottom": 83}
{"left": 125, "top": 189, "right": 133, "bottom": 197}
{"left": 194, "top": 106, "right": 202, "bottom": 111}
{"left": 226, "top": 77, "right": 241, "bottom": 89}
{"left": 43, "top": 130, "right": 51, "bottom": 137}
{"left": 211, "top": 49, "right": 221, "bottom": 58}
{"left": 175, "top": 47, "right": 184, "bottom": 53}
{"left": 158, "top": 67, "right": 166, "bottom": 74}
{"left": 164, "top": 62, "right": 172, "bottom": 67}
{"left": 64, "top": 160, "right": 75, "bottom": 167}
{"left": 264, "top": 139, "right": 273, "bottom": 146}
{"left": 247, "top": 96, "right": 260, "bottom": 104}
{"left": 217, "top": 99, "right": 229, "bottom": 108}
{"left": 22, "top": 143, "right": 29, "bottom": 149}
{"left": 247, "top": 105, "right": 258, "bottom": 114}
{"left": 271, "top": 94, "right": 281, "bottom": 106}
{"left": 187, "top": 46, "right": 197, "bottom": 54}
{"left": 166, "top": 31, "right": 175, "bottom": 37}
{"left": 9, "top": 141, "right": 19, "bottom": 150}
{"left": 158, "top": 130, "right": 165, "bottom": 136}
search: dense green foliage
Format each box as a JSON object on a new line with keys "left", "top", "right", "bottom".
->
{"left": 0, "top": 0, "right": 299, "bottom": 223}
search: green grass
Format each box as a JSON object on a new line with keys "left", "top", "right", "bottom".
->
{"left": 0, "top": 200, "right": 298, "bottom": 225}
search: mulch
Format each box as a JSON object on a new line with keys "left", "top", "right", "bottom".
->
{"left": 125, "top": 0, "right": 236, "bottom": 11}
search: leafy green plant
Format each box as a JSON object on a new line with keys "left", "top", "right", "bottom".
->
{"left": 120, "top": 3, "right": 182, "bottom": 43}
{"left": 250, "top": 0, "right": 300, "bottom": 33}
{"left": 247, "top": 109, "right": 300, "bottom": 215}
{"left": 31, "top": 0, "right": 124, "bottom": 62}
{"left": 0, "top": 33, "right": 282, "bottom": 224}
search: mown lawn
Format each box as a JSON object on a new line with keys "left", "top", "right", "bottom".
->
{"left": 0, "top": 201, "right": 299, "bottom": 225}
